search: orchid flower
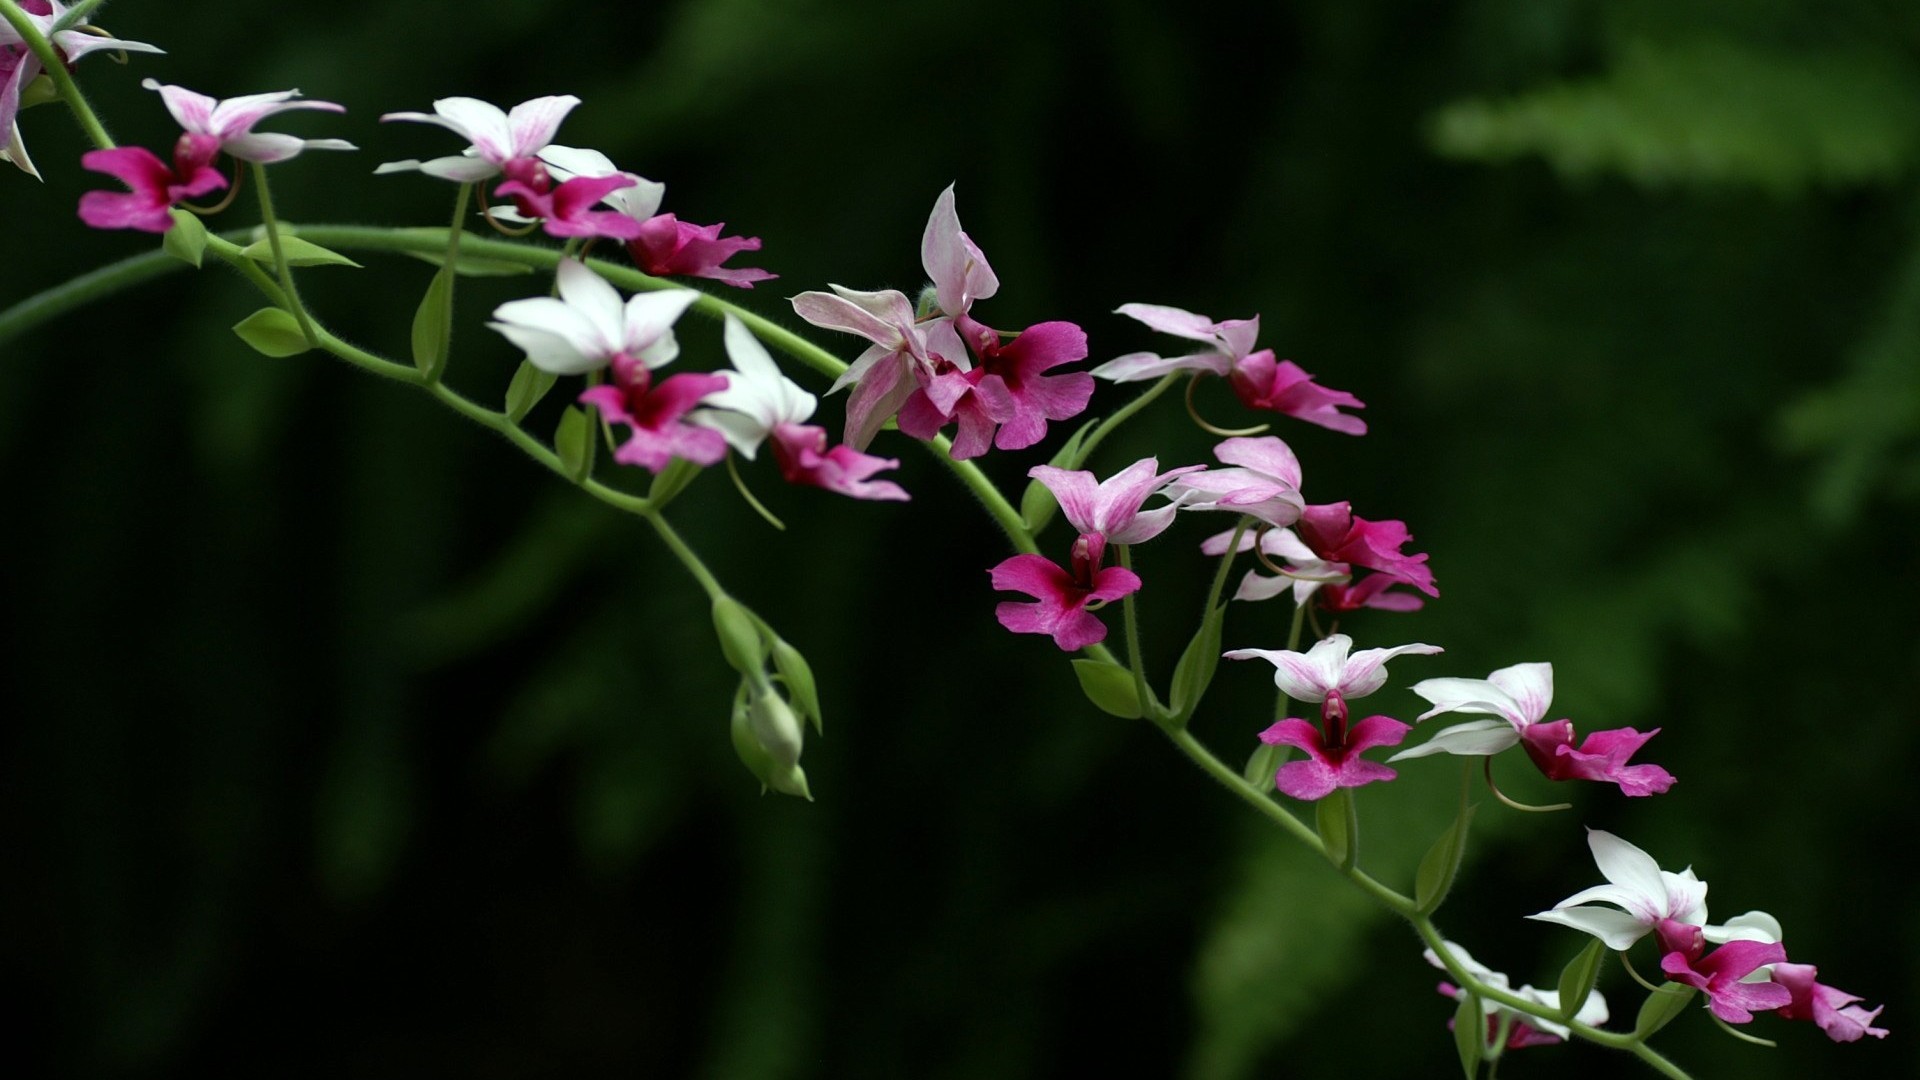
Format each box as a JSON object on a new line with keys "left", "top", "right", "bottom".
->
{"left": 1293, "top": 501, "right": 1436, "bottom": 597}
{"left": 1527, "top": 830, "right": 1708, "bottom": 951}
{"left": 1165, "top": 436, "right": 1305, "bottom": 529}
{"left": 141, "top": 80, "right": 355, "bottom": 164}
{"left": 791, "top": 185, "right": 997, "bottom": 449}
{"left": 2, "top": 1, "right": 161, "bottom": 175}
{"left": 1424, "top": 942, "right": 1609, "bottom": 1049}
{"left": 1660, "top": 940, "right": 1793, "bottom": 1025}
{"left": 374, "top": 94, "right": 580, "bottom": 181}
{"left": 1093, "top": 302, "right": 1366, "bottom": 434}
{"left": 1387, "top": 662, "right": 1675, "bottom": 796}
{"left": 518, "top": 146, "right": 775, "bottom": 286}
{"left": 1258, "top": 695, "right": 1410, "bottom": 800}
{"left": 488, "top": 259, "right": 697, "bottom": 376}
{"left": 990, "top": 533, "right": 1140, "bottom": 651}
{"left": 493, "top": 158, "right": 644, "bottom": 241}
{"left": 1028, "top": 458, "right": 1204, "bottom": 546}
{"left": 896, "top": 318, "right": 1094, "bottom": 459}
{"left": 77, "top": 139, "right": 225, "bottom": 233}
{"left": 1696, "top": 911, "right": 1888, "bottom": 1042}
{"left": 1223, "top": 632, "right": 1441, "bottom": 707}
{"left": 694, "top": 315, "right": 907, "bottom": 501}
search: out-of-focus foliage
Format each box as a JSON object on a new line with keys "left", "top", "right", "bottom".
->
{"left": 3, "top": 1, "right": 1915, "bottom": 1078}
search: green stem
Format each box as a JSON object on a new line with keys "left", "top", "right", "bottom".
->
{"left": 928, "top": 436, "right": 1037, "bottom": 555}
{"left": 643, "top": 510, "right": 727, "bottom": 600}
{"left": 249, "top": 162, "right": 317, "bottom": 344}
{"left": 0, "top": 0, "right": 113, "bottom": 150}
{"left": 1115, "top": 544, "right": 1163, "bottom": 721}
{"left": 425, "top": 183, "right": 473, "bottom": 382}
{"left": 1411, "top": 921, "right": 1694, "bottom": 1079}
{"left": 1072, "top": 373, "right": 1180, "bottom": 463}
{"left": 1201, "top": 517, "right": 1250, "bottom": 616}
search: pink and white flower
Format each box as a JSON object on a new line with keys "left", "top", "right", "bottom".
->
{"left": 1388, "top": 662, "right": 1675, "bottom": 796}
{"left": 695, "top": 315, "right": 907, "bottom": 501}
{"left": 1165, "top": 436, "right": 1305, "bottom": 529}
{"left": 895, "top": 318, "right": 1094, "bottom": 459}
{"left": 489, "top": 260, "right": 720, "bottom": 472}
{"left": 374, "top": 94, "right": 580, "bottom": 182}
{"left": 1294, "top": 501, "right": 1436, "bottom": 597}
{"left": 2, "top": 2, "right": 161, "bottom": 175}
{"left": 492, "top": 158, "right": 644, "bottom": 241}
{"left": 1527, "top": 830, "right": 1708, "bottom": 951}
{"left": 1093, "top": 303, "right": 1366, "bottom": 434}
{"left": 141, "top": 79, "right": 355, "bottom": 164}
{"left": 1659, "top": 939, "right": 1793, "bottom": 1025}
{"left": 990, "top": 533, "right": 1140, "bottom": 651}
{"left": 1258, "top": 697, "right": 1409, "bottom": 800}
{"left": 791, "top": 185, "right": 997, "bottom": 449}
{"left": 1028, "top": 458, "right": 1204, "bottom": 546}
{"left": 1424, "top": 941, "right": 1609, "bottom": 1049}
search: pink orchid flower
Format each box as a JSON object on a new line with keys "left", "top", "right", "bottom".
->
{"left": 374, "top": 94, "right": 580, "bottom": 182}
{"left": 791, "top": 185, "right": 997, "bottom": 449}
{"left": 1093, "top": 302, "right": 1366, "bottom": 434}
{"left": 76, "top": 137, "right": 225, "bottom": 233}
{"left": 1772, "top": 963, "right": 1889, "bottom": 1042}
{"left": 528, "top": 147, "right": 775, "bottom": 287}
{"left": 1389, "top": 662, "right": 1675, "bottom": 796}
{"left": 1258, "top": 695, "right": 1409, "bottom": 800}
{"left": 493, "top": 158, "right": 644, "bottom": 241}
{"left": 694, "top": 315, "right": 907, "bottom": 501}
{"left": 2, "top": 2, "right": 161, "bottom": 175}
{"left": 1659, "top": 939, "right": 1794, "bottom": 1025}
{"left": 990, "top": 533, "right": 1141, "bottom": 651}
{"left": 1028, "top": 457, "right": 1205, "bottom": 546}
{"left": 895, "top": 318, "right": 1094, "bottom": 459}
{"left": 1201, "top": 527, "right": 1432, "bottom": 613}
{"left": 1294, "top": 501, "right": 1437, "bottom": 598}
{"left": 579, "top": 361, "right": 730, "bottom": 473}
{"left": 141, "top": 79, "right": 355, "bottom": 164}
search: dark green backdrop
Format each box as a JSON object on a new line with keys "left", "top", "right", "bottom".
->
{"left": 3, "top": 1, "right": 1914, "bottom": 1076}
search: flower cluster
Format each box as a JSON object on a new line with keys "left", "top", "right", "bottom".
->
{"left": 792, "top": 186, "right": 1093, "bottom": 457}
{"left": 1531, "top": 831, "right": 1885, "bottom": 1041}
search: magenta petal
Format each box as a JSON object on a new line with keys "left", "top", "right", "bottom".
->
{"left": 1257, "top": 717, "right": 1321, "bottom": 751}
{"left": 1344, "top": 715, "right": 1411, "bottom": 754}
{"left": 1274, "top": 758, "right": 1341, "bottom": 801}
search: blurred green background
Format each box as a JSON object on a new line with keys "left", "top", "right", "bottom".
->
{"left": 3, "top": 0, "right": 1916, "bottom": 1076}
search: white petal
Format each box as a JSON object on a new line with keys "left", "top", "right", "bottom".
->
{"left": 1409, "top": 676, "right": 1523, "bottom": 725}
{"left": 1704, "top": 910, "right": 1783, "bottom": 946}
{"left": 1526, "top": 906, "right": 1652, "bottom": 952}
{"left": 1486, "top": 662, "right": 1554, "bottom": 725}
{"left": 1386, "top": 719, "right": 1519, "bottom": 761}
{"left": 1338, "top": 641, "right": 1444, "bottom": 698}
{"left": 551, "top": 260, "right": 628, "bottom": 355}
{"left": 621, "top": 289, "right": 702, "bottom": 364}
{"left": 1587, "top": 830, "right": 1670, "bottom": 912}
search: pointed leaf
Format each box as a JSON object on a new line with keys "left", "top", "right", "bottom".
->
{"left": 1315, "top": 788, "right": 1351, "bottom": 866}
{"left": 648, "top": 456, "right": 702, "bottom": 508}
{"left": 1169, "top": 603, "right": 1227, "bottom": 722}
{"left": 504, "top": 359, "right": 558, "bottom": 423}
{"left": 241, "top": 236, "right": 362, "bottom": 268}
{"left": 1019, "top": 416, "right": 1100, "bottom": 533}
{"left": 1452, "top": 990, "right": 1484, "bottom": 1078}
{"left": 1242, "top": 741, "right": 1283, "bottom": 793}
{"left": 1555, "top": 939, "right": 1607, "bottom": 1025}
{"left": 405, "top": 247, "right": 537, "bottom": 277}
{"left": 411, "top": 268, "right": 455, "bottom": 379}
{"left": 1415, "top": 801, "right": 1477, "bottom": 914}
{"left": 554, "top": 405, "right": 594, "bottom": 482}
{"left": 231, "top": 307, "right": 310, "bottom": 357}
{"left": 163, "top": 209, "right": 207, "bottom": 267}
{"left": 769, "top": 637, "right": 822, "bottom": 735}
{"left": 1071, "top": 659, "right": 1143, "bottom": 719}
{"left": 1633, "top": 984, "right": 1695, "bottom": 1039}
{"left": 711, "top": 595, "right": 768, "bottom": 678}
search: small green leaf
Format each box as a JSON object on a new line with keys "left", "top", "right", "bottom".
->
{"left": 504, "top": 359, "right": 558, "bottom": 423}
{"left": 1071, "top": 659, "right": 1143, "bottom": 719}
{"left": 163, "top": 210, "right": 207, "bottom": 267}
{"left": 648, "top": 456, "right": 702, "bottom": 508}
{"left": 769, "top": 637, "right": 822, "bottom": 735}
{"left": 711, "top": 596, "right": 769, "bottom": 677}
{"left": 240, "top": 235, "right": 362, "bottom": 268}
{"left": 554, "top": 405, "right": 594, "bottom": 482}
{"left": 405, "top": 247, "right": 538, "bottom": 276}
{"left": 1414, "top": 801, "right": 1477, "bottom": 913}
{"left": 1019, "top": 416, "right": 1100, "bottom": 533}
{"left": 1241, "top": 742, "right": 1282, "bottom": 792}
{"left": 410, "top": 268, "right": 454, "bottom": 379}
{"left": 1452, "top": 990, "right": 1484, "bottom": 1077}
{"left": 1315, "top": 789, "right": 1351, "bottom": 866}
{"left": 231, "top": 307, "right": 310, "bottom": 357}
{"left": 1555, "top": 939, "right": 1607, "bottom": 1024}
{"left": 1168, "top": 603, "right": 1226, "bottom": 721}
{"left": 1633, "top": 984, "right": 1695, "bottom": 1039}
